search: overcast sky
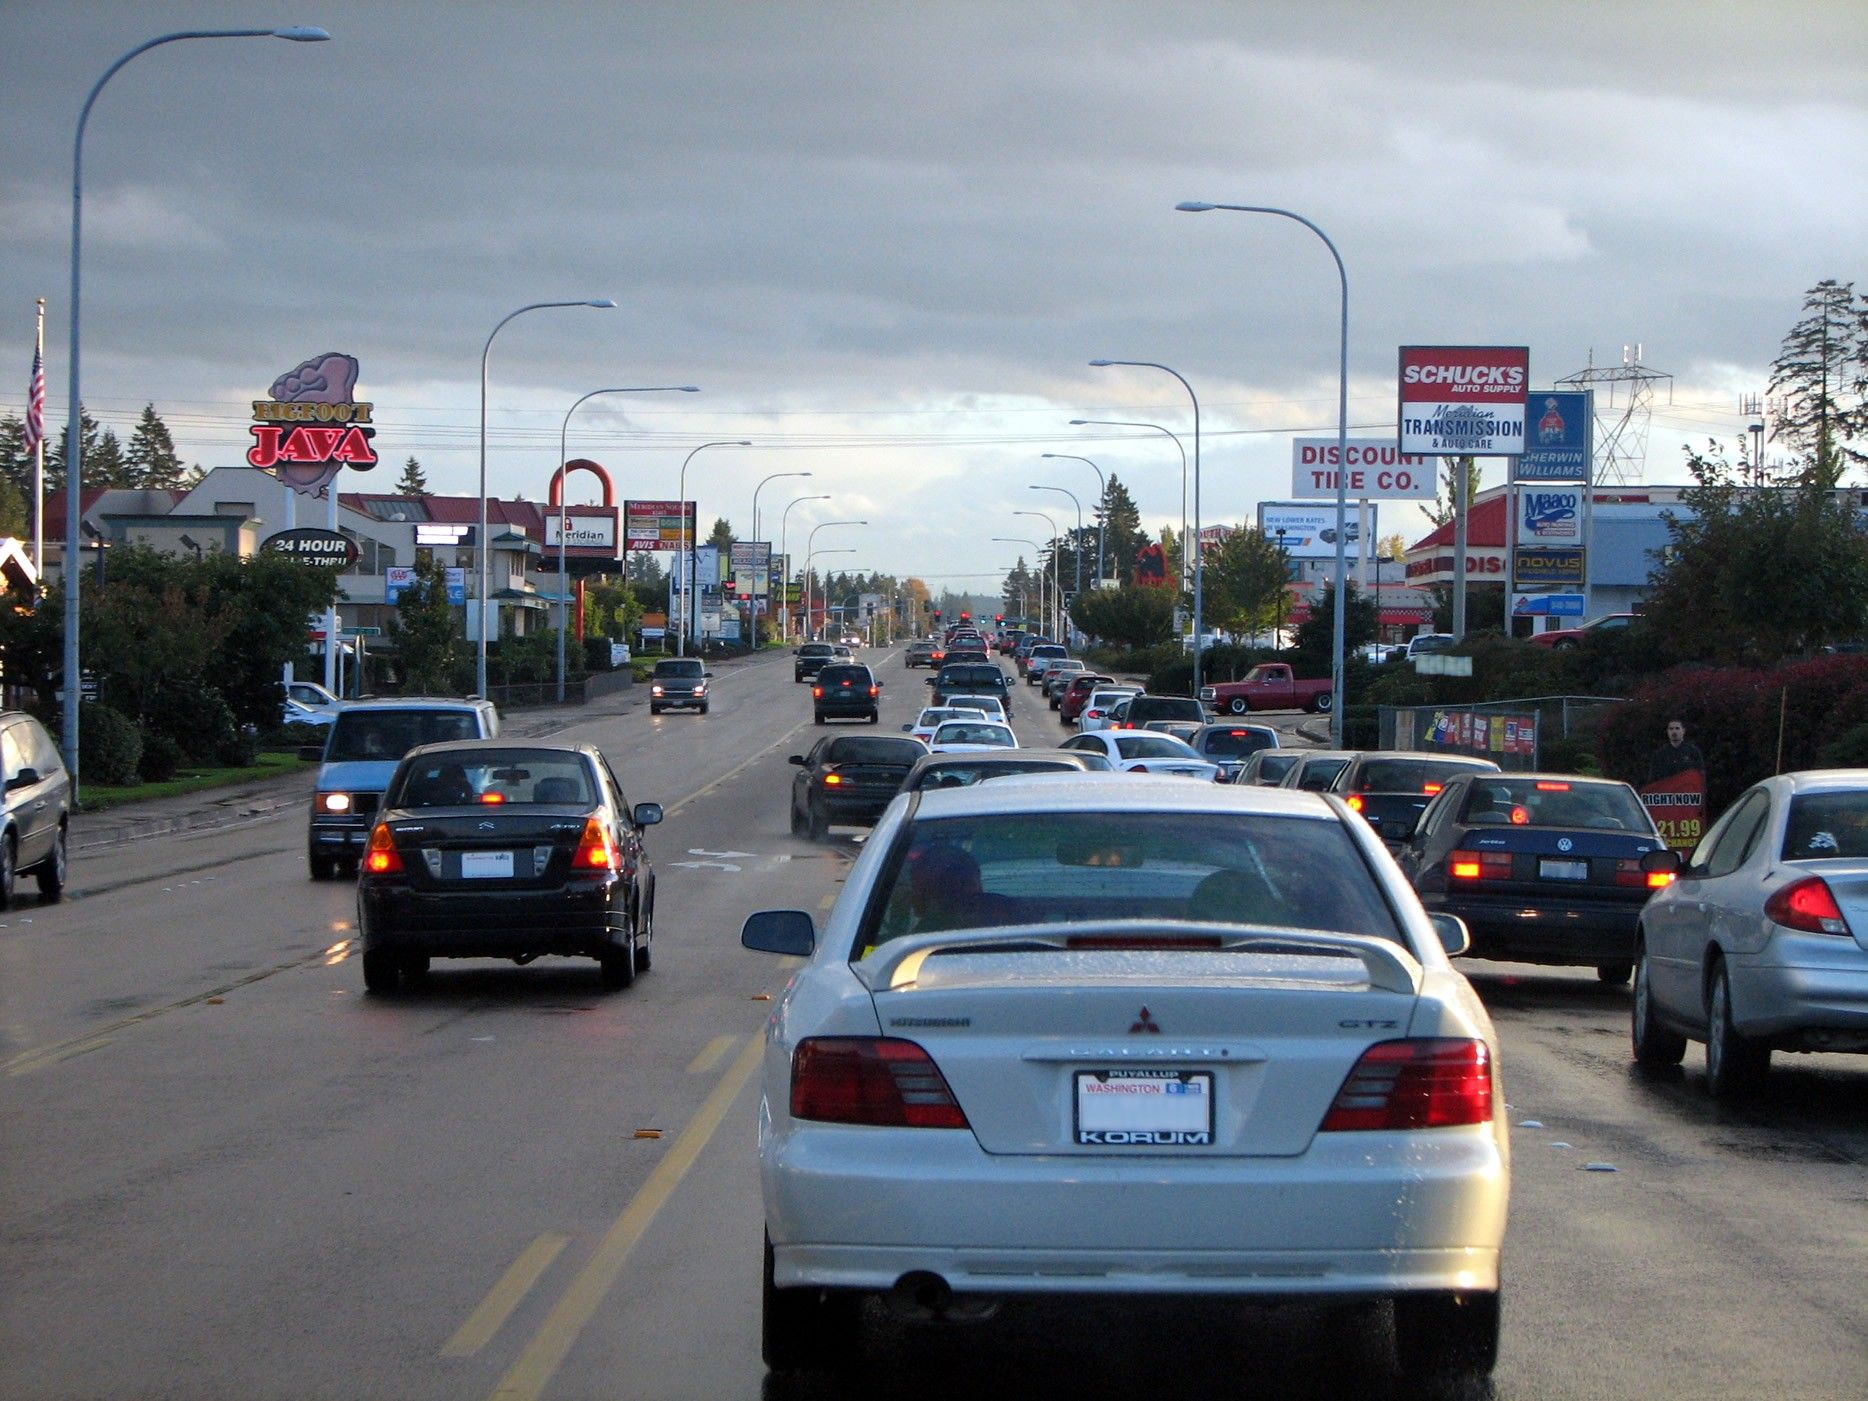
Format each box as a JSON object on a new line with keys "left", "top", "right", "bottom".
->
{"left": 2, "top": 1, "right": 1862, "bottom": 585}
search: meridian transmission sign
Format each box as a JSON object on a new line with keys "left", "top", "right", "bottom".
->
{"left": 1398, "top": 346, "right": 1530, "bottom": 457}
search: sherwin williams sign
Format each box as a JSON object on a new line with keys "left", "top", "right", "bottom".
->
{"left": 248, "top": 353, "right": 378, "bottom": 497}
{"left": 1514, "top": 390, "right": 1593, "bottom": 481}
{"left": 1289, "top": 438, "right": 1432, "bottom": 499}
{"left": 1397, "top": 346, "right": 1529, "bottom": 456}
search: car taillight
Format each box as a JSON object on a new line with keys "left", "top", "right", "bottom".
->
{"left": 1319, "top": 1039, "right": 1493, "bottom": 1131}
{"left": 1611, "top": 857, "right": 1675, "bottom": 890}
{"left": 364, "top": 823, "right": 403, "bottom": 875}
{"left": 1765, "top": 876, "right": 1854, "bottom": 936}
{"left": 573, "top": 818, "right": 619, "bottom": 871}
{"left": 1422, "top": 782, "right": 1443, "bottom": 795}
{"left": 812, "top": 687, "right": 823, "bottom": 698}
{"left": 790, "top": 1038, "right": 969, "bottom": 1128}
{"left": 1346, "top": 793, "right": 1365, "bottom": 812}
{"left": 1085, "top": 709, "right": 1102, "bottom": 718}
{"left": 868, "top": 685, "right": 879, "bottom": 697}
{"left": 1449, "top": 849, "right": 1513, "bottom": 881}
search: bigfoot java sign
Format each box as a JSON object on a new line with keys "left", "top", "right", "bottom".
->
{"left": 248, "top": 352, "right": 379, "bottom": 497}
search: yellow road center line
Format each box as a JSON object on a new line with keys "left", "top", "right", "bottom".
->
{"left": 817, "top": 891, "right": 837, "bottom": 912}
{"left": 442, "top": 1233, "right": 571, "bottom": 1358}
{"left": 488, "top": 1035, "right": 765, "bottom": 1401}
{"left": 684, "top": 1034, "right": 737, "bottom": 1075}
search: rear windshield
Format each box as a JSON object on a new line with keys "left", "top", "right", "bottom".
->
{"left": 389, "top": 749, "right": 594, "bottom": 808}
{"left": 1251, "top": 752, "right": 1302, "bottom": 782}
{"left": 1782, "top": 792, "right": 1868, "bottom": 859}
{"left": 946, "top": 694, "right": 1005, "bottom": 716}
{"left": 941, "top": 666, "right": 1004, "bottom": 686}
{"left": 1114, "top": 734, "right": 1199, "bottom": 761}
{"left": 1458, "top": 778, "right": 1652, "bottom": 832}
{"left": 858, "top": 810, "right": 1401, "bottom": 952}
{"left": 1129, "top": 697, "right": 1205, "bottom": 722}
{"left": 327, "top": 708, "right": 481, "bottom": 762}
{"left": 932, "top": 723, "right": 1014, "bottom": 746}
{"left": 909, "top": 760, "right": 1083, "bottom": 791}
{"left": 653, "top": 659, "right": 703, "bottom": 678}
{"left": 1352, "top": 758, "right": 1488, "bottom": 793}
{"left": 817, "top": 666, "right": 872, "bottom": 685}
{"left": 1031, "top": 646, "right": 1067, "bottom": 658}
{"left": 1295, "top": 757, "right": 1351, "bottom": 791}
{"left": 825, "top": 737, "right": 925, "bottom": 765}
{"left": 1199, "top": 728, "right": 1277, "bottom": 758}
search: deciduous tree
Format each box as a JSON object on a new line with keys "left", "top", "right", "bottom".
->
{"left": 1070, "top": 584, "right": 1175, "bottom": 649}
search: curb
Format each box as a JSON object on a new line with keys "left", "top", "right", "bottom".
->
{"left": 71, "top": 781, "right": 313, "bottom": 854}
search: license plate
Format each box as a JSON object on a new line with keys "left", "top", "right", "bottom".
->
{"left": 1539, "top": 858, "right": 1589, "bottom": 881}
{"left": 461, "top": 851, "right": 516, "bottom": 880}
{"left": 1074, "top": 1070, "right": 1214, "bottom": 1146}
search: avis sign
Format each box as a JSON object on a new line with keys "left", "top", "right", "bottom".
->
{"left": 1398, "top": 346, "right": 1529, "bottom": 457}
{"left": 248, "top": 353, "right": 378, "bottom": 497}
{"left": 1289, "top": 439, "right": 1432, "bottom": 500}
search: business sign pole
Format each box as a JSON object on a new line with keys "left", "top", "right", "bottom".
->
{"left": 1509, "top": 388, "right": 1594, "bottom": 630}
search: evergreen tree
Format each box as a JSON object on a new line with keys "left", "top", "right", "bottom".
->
{"left": 1097, "top": 475, "right": 1146, "bottom": 582}
{"left": 387, "top": 552, "right": 464, "bottom": 693}
{"left": 0, "top": 414, "right": 29, "bottom": 496}
{"left": 394, "top": 455, "right": 430, "bottom": 495}
{"left": 45, "top": 406, "right": 121, "bottom": 492}
{"left": 1768, "top": 278, "right": 1868, "bottom": 488}
{"left": 123, "top": 404, "right": 185, "bottom": 489}
{"left": 1203, "top": 526, "right": 1289, "bottom": 638}
{"left": 0, "top": 471, "right": 26, "bottom": 538}
{"left": 1292, "top": 580, "right": 1378, "bottom": 677}
{"left": 624, "top": 551, "right": 666, "bottom": 590}
{"left": 705, "top": 516, "right": 736, "bottom": 551}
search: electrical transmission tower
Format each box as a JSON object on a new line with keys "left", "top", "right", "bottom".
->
{"left": 1557, "top": 345, "right": 1674, "bottom": 486}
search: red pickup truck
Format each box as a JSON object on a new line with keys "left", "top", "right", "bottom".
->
{"left": 1199, "top": 663, "right": 1333, "bottom": 715}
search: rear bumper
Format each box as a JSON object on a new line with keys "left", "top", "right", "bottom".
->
{"left": 815, "top": 792, "right": 895, "bottom": 824}
{"left": 1422, "top": 891, "right": 1642, "bottom": 965}
{"left": 309, "top": 817, "right": 372, "bottom": 852}
{"left": 1730, "top": 941, "right": 1868, "bottom": 1046}
{"left": 359, "top": 877, "right": 629, "bottom": 957}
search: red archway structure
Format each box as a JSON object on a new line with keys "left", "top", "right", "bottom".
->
{"left": 547, "top": 458, "right": 617, "bottom": 641}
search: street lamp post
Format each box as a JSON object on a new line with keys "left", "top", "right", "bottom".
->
{"left": 555, "top": 384, "right": 699, "bottom": 701}
{"left": 1012, "top": 509, "right": 1060, "bottom": 639}
{"left": 803, "top": 520, "right": 865, "bottom": 642}
{"left": 991, "top": 537, "right": 1044, "bottom": 633}
{"left": 673, "top": 440, "right": 753, "bottom": 657}
{"left": 1176, "top": 200, "right": 1351, "bottom": 743}
{"left": 750, "top": 470, "right": 811, "bottom": 644}
{"left": 477, "top": 298, "right": 616, "bottom": 697}
{"left": 61, "top": 23, "right": 330, "bottom": 789}
{"left": 1088, "top": 362, "right": 1204, "bottom": 694}
{"left": 778, "top": 493, "right": 830, "bottom": 643}
{"left": 1040, "top": 453, "right": 1104, "bottom": 587}
{"left": 1029, "top": 485, "right": 1081, "bottom": 642}
{"left": 1068, "top": 420, "right": 1187, "bottom": 591}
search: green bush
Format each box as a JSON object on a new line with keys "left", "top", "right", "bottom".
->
{"left": 1817, "top": 723, "right": 1868, "bottom": 768}
{"left": 78, "top": 704, "right": 143, "bottom": 786}
{"left": 139, "top": 731, "right": 183, "bottom": 782}
{"left": 1342, "top": 704, "right": 1380, "bottom": 749}
{"left": 216, "top": 725, "right": 260, "bottom": 768}
{"left": 143, "top": 683, "right": 238, "bottom": 764}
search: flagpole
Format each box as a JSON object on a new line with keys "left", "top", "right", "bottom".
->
{"left": 32, "top": 299, "right": 45, "bottom": 576}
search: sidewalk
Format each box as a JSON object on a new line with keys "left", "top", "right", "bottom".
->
{"left": 66, "top": 649, "right": 780, "bottom": 853}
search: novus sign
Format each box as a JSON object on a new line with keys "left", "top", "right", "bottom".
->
{"left": 1397, "top": 346, "right": 1530, "bottom": 457}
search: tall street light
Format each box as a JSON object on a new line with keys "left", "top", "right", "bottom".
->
{"left": 1066, "top": 421, "right": 1186, "bottom": 586}
{"left": 991, "top": 537, "right": 1044, "bottom": 634}
{"left": 803, "top": 520, "right": 865, "bottom": 642}
{"left": 477, "top": 298, "right": 616, "bottom": 696}
{"left": 1040, "top": 453, "right": 1105, "bottom": 586}
{"left": 61, "top": 23, "right": 330, "bottom": 789}
{"left": 1177, "top": 200, "right": 1350, "bottom": 742}
{"left": 749, "top": 470, "right": 811, "bottom": 643}
{"left": 1029, "top": 484, "right": 1082, "bottom": 639}
{"left": 1012, "top": 508, "right": 1060, "bottom": 639}
{"left": 778, "top": 493, "right": 830, "bottom": 643}
{"left": 555, "top": 384, "right": 699, "bottom": 701}
{"left": 674, "top": 439, "right": 753, "bottom": 656}
{"left": 1088, "top": 361, "right": 1205, "bottom": 694}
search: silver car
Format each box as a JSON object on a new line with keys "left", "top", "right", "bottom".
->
{"left": 741, "top": 777, "right": 1509, "bottom": 1383}
{"left": 1634, "top": 769, "right": 1868, "bottom": 1098}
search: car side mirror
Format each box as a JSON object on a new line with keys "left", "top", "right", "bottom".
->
{"left": 1429, "top": 912, "right": 1471, "bottom": 957}
{"left": 788, "top": 754, "right": 806, "bottom": 766}
{"left": 901, "top": 723, "right": 913, "bottom": 731}
{"left": 874, "top": 681, "right": 883, "bottom": 689}
{"left": 1642, "top": 848, "right": 1683, "bottom": 876}
{"left": 703, "top": 671, "right": 715, "bottom": 678}
{"left": 632, "top": 802, "right": 663, "bottom": 827}
{"left": 7, "top": 767, "right": 39, "bottom": 791}
{"left": 299, "top": 745, "right": 326, "bottom": 762}
{"left": 741, "top": 909, "right": 816, "bottom": 957}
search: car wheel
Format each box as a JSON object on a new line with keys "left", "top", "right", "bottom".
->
{"left": 867, "top": 711, "right": 879, "bottom": 724}
{"left": 600, "top": 939, "right": 637, "bottom": 991}
{"left": 635, "top": 894, "right": 653, "bottom": 972}
{"left": 1393, "top": 1291, "right": 1499, "bottom": 1382}
{"left": 1631, "top": 944, "right": 1687, "bottom": 1067}
{"left": 807, "top": 804, "right": 827, "bottom": 842}
{"left": 308, "top": 854, "right": 336, "bottom": 882}
{"left": 361, "top": 949, "right": 402, "bottom": 994}
{"left": 1227, "top": 696, "right": 1249, "bottom": 716}
{"left": 1596, "top": 961, "right": 1633, "bottom": 986}
{"left": 699, "top": 703, "right": 710, "bottom": 715}
{"left": 650, "top": 705, "right": 663, "bottom": 715}
{"left": 763, "top": 1232, "right": 860, "bottom": 1375}
{"left": 1705, "top": 960, "right": 1769, "bottom": 1098}
{"left": 789, "top": 798, "right": 803, "bottom": 835}
{"left": 1555, "top": 639, "right": 1579, "bottom": 650}
{"left": 340, "top": 858, "right": 360, "bottom": 880}
{"left": 399, "top": 953, "right": 431, "bottom": 981}
{"left": 1311, "top": 691, "right": 1334, "bottom": 713}
{"left": 813, "top": 712, "right": 825, "bottom": 725}
{"left": 0, "top": 832, "right": 14, "bottom": 911}
{"left": 35, "top": 824, "right": 67, "bottom": 901}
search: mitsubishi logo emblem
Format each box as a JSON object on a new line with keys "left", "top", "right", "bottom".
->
{"left": 1129, "top": 1006, "right": 1161, "bottom": 1034}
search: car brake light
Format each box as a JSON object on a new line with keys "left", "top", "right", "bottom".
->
{"left": 868, "top": 686, "right": 879, "bottom": 697}
{"left": 1450, "top": 849, "right": 1512, "bottom": 881}
{"left": 573, "top": 818, "right": 619, "bottom": 871}
{"left": 1228, "top": 730, "right": 1249, "bottom": 737}
{"left": 1085, "top": 709, "right": 1102, "bottom": 718}
{"left": 812, "top": 687, "right": 823, "bottom": 698}
{"left": 1346, "top": 794, "right": 1365, "bottom": 812}
{"left": 479, "top": 791, "right": 506, "bottom": 804}
{"left": 1535, "top": 781, "right": 1571, "bottom": 792}
{"left": 1765, "top": 876, "right": 1853, "bottom": 936}
{"left": 790, "top": 1037, "right": 969, "bottom": 1128}
{"left": 1319, "top": 1038, "right": 1493, "bottom": 1131}
{"left": 364, "top": 823, "right": 403, "bottom": 875}
{"left": 1422, "top": 782, "right": 1443, "bottom": 795}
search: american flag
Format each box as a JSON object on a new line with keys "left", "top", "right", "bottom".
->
{"left": 22, "top": 345, "right": 45, "bottom": 456}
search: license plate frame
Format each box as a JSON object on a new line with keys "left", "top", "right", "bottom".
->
{"left": 460, "top": 850, "right": 516, "bottom": 880}
{"left": 1539, "top": 858, "right": 1589, "bottom": 881}
{"left": 1074, "top": 1069, "right": 1214, "bottom": 1147}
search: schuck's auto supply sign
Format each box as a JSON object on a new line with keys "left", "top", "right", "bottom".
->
{"left": 1289, "top": 439, "right": 1432, "bottom": 500}
{"left": 1397, "top": 346, "right": 1530, "bottom": 457}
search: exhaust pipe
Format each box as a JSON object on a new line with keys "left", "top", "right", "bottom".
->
{"left": 889, "top": 1271, "right": 953, "bottom": 1319}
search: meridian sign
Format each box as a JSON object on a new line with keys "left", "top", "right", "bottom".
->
{"left": 544, "top": 513, "right": 618, "bottom": 552}
{"left": 1289, "top": 438, "right": 1432, "bottom": 500}
{"left": 1397, "top": 346, "right": 1529, "bottom": 457}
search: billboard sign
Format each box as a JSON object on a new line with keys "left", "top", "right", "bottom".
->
{"left": 387, "top": 565, "right": 467, "bottom": 605}
{"left": 260, "top": 527, "right": 357, "bottom": 569}
{"left": 248, "top": 353, "right": 378, "bottom": 497}
{"left": 414, "top": 523, "right": 473, "bottom": 548}
{"left": 1516, "top": 486, "right": 1584, "bottom": 545}
{"left": 1258, "top": 503, "right": 1361, "bottom": 560}
{"left": 624, "top": 499, "right": 697, "bottom": 552}
{"left": 1514, "top": 390, "right": 1592, "bottom": 481}
{"left": 1290, "top": 439, "right": 1433, "bottom": 500}
{"left": 731, "top": 540, "right": 772, "bottom": 596}
{"left": 1513, "top": 546, "right": 1585, "bottom": 585}
{"left": 1510, "top": 591, "right": 1586, "bottom": 618}
{"left": 544, "top": 512, "right": 618, "bottom": 552}
{"left": 1397, "top": 346, "right": 1529, "bottom": 456}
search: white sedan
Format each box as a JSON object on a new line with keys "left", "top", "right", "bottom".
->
{"left": 903, "top": 706, "right": 990, "bottom": 745}
{"left": 1076, "top": 686, "right": 1141, "bottom": 733}
{"left": 928, "top": 720, "right": 1018, "bottom": 753}
{"left": 741, "top": 777, "right": 1508, "bottom": 1383}
{"left": 1060, "top": 730, "right": 1222, "bottom": 780}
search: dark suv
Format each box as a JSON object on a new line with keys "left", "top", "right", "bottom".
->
{"left": 1121, "top": 695, "right": 1207, "bottom": 730}
{"left": 649, "top": 658, "right": 712, "bottom": 715}
{"left": 812, "top": 663, "right": 882, "bottom": 723}
{"left": 794, "top": 643, "right": 837, "bottom": 683}
{"left": 929, "top": 662, "right": 1013, "bottom": 716}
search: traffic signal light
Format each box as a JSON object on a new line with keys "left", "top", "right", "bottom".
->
{"left": 960, "top": 611, "right": 971, "bottom": 622}
{"left": 933, "top": 609, "right": 942, "bottom": 621}
{"left": 994, "top": 614, "right": 1004, "bottom": 624}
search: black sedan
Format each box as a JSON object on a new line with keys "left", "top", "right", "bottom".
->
{"left": 1329, "top": 752, "right": 1501, "bottom": 847}
{"left": 356, "top": 741, "right": 661, "bottom": 994}
{"left": 789, "top": 734, "right": 925, "bottom": 839}
{"left": 1396, "top": 771, "right": 1670, "bottom": 983}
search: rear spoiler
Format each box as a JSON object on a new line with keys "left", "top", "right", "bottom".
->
{"left": 857, "top": 920, "right": 1422, "bottom": 995}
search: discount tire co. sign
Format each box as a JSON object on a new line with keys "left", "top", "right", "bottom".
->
{"left": 1397, "top": 346, "right": 1529, "bottom": 457}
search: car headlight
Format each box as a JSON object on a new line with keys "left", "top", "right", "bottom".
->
{"left": 651, "top": 684, "right": 664, "bottom": 695}
{"left": 317, "top": 791, "right": 352, "bottom": 814}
